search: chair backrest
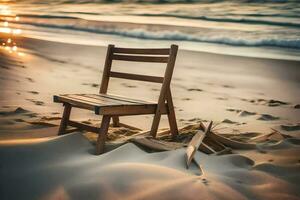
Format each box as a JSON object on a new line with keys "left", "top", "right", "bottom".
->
{"left": 99, "top": 44, "right": 178, "bottom": 104}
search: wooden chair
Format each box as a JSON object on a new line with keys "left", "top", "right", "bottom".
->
{"left": 54, "top": 44, "right": 179, "bottom": 155}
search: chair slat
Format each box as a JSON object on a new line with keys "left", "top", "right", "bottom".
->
{"left": 55, "top": 94, "right": 155, "bottom": 107}
{"left": 83, "top": 94, "right": 149, "bottom": 105}
{"left": 96, "top": 104, "right": 168, "bottom": 115}
{"left": 54, "top": 95, "right": 96, "bottom": 111}
{"left": 59, "top": 94, "right": 109, "bottom": 106}
{"left": 96, "top": 94, "right": 153, "bottom": 104}
{"left": 112, "top": 54, "right": 169, "bottom": 63}
{"left": 110, "top": 71, "right": 164, "bottom": 83}
{"left": 68, "top": 120, "right": 100, "bottom": 133}
{"left": 113, "top": 47, "right": 170, "bottom": 55}
{"left": 67, "top": 94, "right": 121, "bottom": 106}
{"left": 113, "top": 48, "right": 170, "bottom": 55}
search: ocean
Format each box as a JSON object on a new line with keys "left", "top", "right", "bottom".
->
{"left": 1, "top": 0, "right": 300, "bottom": 60}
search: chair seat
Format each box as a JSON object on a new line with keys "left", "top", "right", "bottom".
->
{"left": 54, "top": 93, "right": 168, "bottom": 116}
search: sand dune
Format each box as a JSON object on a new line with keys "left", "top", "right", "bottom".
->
{"left": 1, "top": 133, "right": 299, "bottom": 200}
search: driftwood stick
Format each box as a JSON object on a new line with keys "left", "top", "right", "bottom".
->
{"left": 186, "top": 121, "right": 213, "bottom": 168}
{"left": 200, "top": 121, "right": 256, "bottom": 149}
{"left": 129, "top": 137, "right": 184, "bottom": 151}
{"left": 270, "top": 128, "right": 292, "bottom": 138}
{"left": 249, "top": 132, "right": 275, "bottom": 142}
{"left": 117, "top": 122, "right": 143, "bottom": 131}
{"left": 200, "top": 142, "right": 216, "bottom": 154}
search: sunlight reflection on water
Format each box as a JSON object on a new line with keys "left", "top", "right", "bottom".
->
{"left": 0, "top": 5, "right": 24, "bottom": 56}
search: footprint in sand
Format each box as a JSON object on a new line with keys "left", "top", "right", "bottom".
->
{"left": 240, "top": 98, "right": 289, "bottom": 107}
{"left": 27, "top": 91, "right": 39, "bottom": 95}
{"left": 222, "top": 85, "right": 235, "bottom": 89}
{"left": 201, "top": 178, "right": 209, "bottom": 185}
{"left": 267, "top": 99, "right": 289, "bottom": 107}
{"left": 226, "top": 108, "right": 256, "bottom": 117}
{"left": 51, "top": 112, "right": 60, "bottom": 115}
{"left": 216, "top": 97, "right": 228, "bottom": 100}
{"left": 40, "top": 116, "right": 61, "bottom": 121}
{"left": 151, "top": 88, "right": 160, "bottom": 91}
{"left": 26, "top": 99, "right": 45, "bottom": 106}
{"left": 294, "top": 104, "right": 300, "bottom": 109}
{"left": 182, "top": 98, "right": 191, "bottom": 101}
{"left": 222, "top": 119, "right": 239, "bottom": 124}
{"left": 280, "top": 124, "right": 300, "bottom": 131}
{"left": 238, "top": 110, "right": 256, "bottom": 117}
{"left": 121, "top": 83, "right": 137, "bottom": 88}
{"left": 14, "top": 118, "right": 26, "bottom": 122}
{"left": 187, "top": 88, "right": 203, "bottom": 92}
{"left": 257, "top": 114, "right": 279, "bottom": 121}
{"left": 26, "top": 77, "right": 35, "bottom": 82}
{"left": 226, "top": 108, "right": 242, "bottom": 113}
{"left": 82, "top": 83, "right": 99, "bottom": 88}
{"left": 0, "top": 107, "right": 29, "bottom": 115}
{"left": 24, "top": 113, "right": 38, "bottom": 118}
{"left": 189, "top": 117, "right": 203, "bottom": 122}
{"left": 0, "top": 107, "right": 38, "bottom": 124}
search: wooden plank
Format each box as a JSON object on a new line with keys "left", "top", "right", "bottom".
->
{"left": 90, "top": 93, "right": 153, "bottom": 104}
{"left": 203, "top": 137, "right": 226, "bottom": 152}
{"left": 54, "top": 95, "right": 95, "bottom": 111}
{"left": 95, "top": 104, "right": 168, "bottom": 115}
{"left": 77, "top": 93, "right": 144, "bottom": 106}
{"left": 113, "top": 47, "right": 170, "bottom": 55}
{"left": 100, "top": 93, "right": 154, "bottom": 104}
{"left": 199, "top": 122, "right": 256, "bottom": 150}
{"left": 186, "top": 121, "right": 212, "bottom": 168}
{"left": 66, "top": 94, "right": 120, "bottom": 106}
{"left": 81, "top": 94, "right": 138, "bottom": 105}
{"left": 112, "top": 54, "right": 169, "bottom": 63}
{"left": 58, "top": 94, "right": 109, "bottom": 107}
{"left": 110, "top": 71, "right": 164, "bottom": 83}
{"left": 56, "top": 93, "right": 152, "bottom": 109}
{"left": 64, "top": 127, "right": 80, "bottom": 134}
{"left": 199, "top": 142, "right": 216, "bottom": 154}
{"left": 129, "top": 137, "right": 184, "bottom": 151}
{"left": 68, "top": 120, "right": 100, "bottom": 133}
{"left": 78, "top": 94, "right": 127, "bottom": 105}
{"left": 118, "top": 122, "right": 143, "bottom": 131}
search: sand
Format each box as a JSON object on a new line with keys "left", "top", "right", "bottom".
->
{"left": 1, "top": 133, "right": 300, "bottom": 200}
{"left": 1, "top": 33, "right": 300, "bottom": 199}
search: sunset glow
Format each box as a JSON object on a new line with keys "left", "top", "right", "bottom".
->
{"left": 0, "top": 5, "right": 24, "bottom": 56}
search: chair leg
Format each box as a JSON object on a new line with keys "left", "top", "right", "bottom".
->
{"left": 58, "top": 103, "right": 72, "bottom": 135}
{"left": 96, "top": 115, "right": 111, "bottom": 155}
{"left": 112, "top": 116, "right": 120, "bottom": 127}
{"left": 167, "top": 107, "right": 178, "bottom": 139}
{"left": 166, "top": 91, "right": 178, "bottom": 139}
{"left": 150, "top": 112, "right": 162, "bottom": 138}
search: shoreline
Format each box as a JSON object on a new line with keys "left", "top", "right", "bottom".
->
{"left": 18, "top": 29, "right": 300, "bottom": 61}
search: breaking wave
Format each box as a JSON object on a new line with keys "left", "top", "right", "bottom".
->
{"left": 14, "top": 18, "right": 300, "bottom": 49}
